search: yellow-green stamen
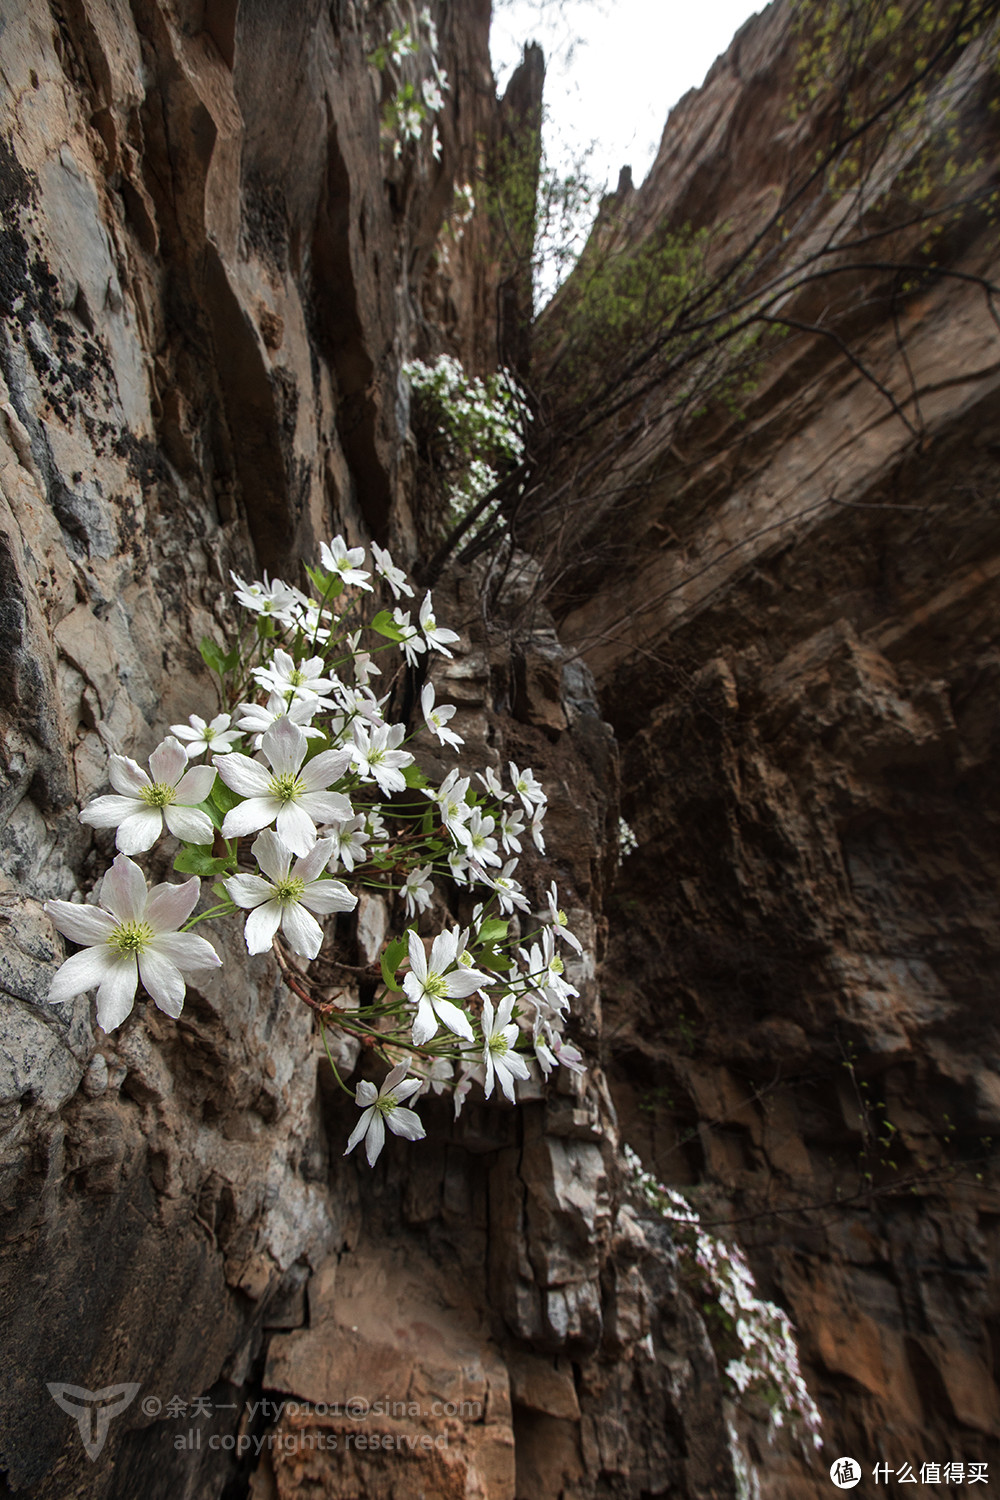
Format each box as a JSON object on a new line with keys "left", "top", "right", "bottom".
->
{"left": 140, "top": 783, "right": 175, "bottom": 808}
{"left": 108, "top": 921, "right": 153, "bottom": 956}
{"left": 269, "top": 772, "right": 306, "bottom": 804}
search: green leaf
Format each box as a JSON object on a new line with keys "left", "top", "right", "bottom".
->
{"left": 402, "top": 764, "right": 429, "bottom": 789}
{"left": 211, "top": 881, "right": 230, "bottom": 902}
{"left": 199, "top": 636, "right": 229, "bottom": 676}
{"left": 210, "top": 779, "right": 242, "bottom": 817}
{"left": 174, "top": 847, "right": 233, "bottom": 877}
{"left": 380, "top": 935, "right": 408, "bottom": 992}
{"left": 304, "top": 564, "right": 343, "bottom": 601}
{"left": 478, "top": 945, "right": 511, "bottom": 972}
{"left": 478, "top": 917, "right": 509, "bottom": 945}
{"left": 371, "top": 609, "right": 406, "bottom": 642}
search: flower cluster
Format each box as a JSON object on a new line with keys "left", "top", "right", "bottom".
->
{"left": 45, "top": 536, "right": 585, "bottom": 1165}
{"left": 403, "top": 355, "right": 528, "bottom": 527}
{"left": 624, "top": 1146, "right": 823, "bottom": 1452}
{"left": 617, "top": 816, "right": 638, "bottom": 862}
{"left": 368, "top": 9, "right": 448, "bottom": 161}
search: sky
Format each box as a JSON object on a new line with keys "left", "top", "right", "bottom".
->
{"left": 489, "top": 0, "right": 765, "bottom": 294}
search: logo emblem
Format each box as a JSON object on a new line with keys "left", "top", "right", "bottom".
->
{"left": 830, "top": 1457, "right": 862, "bottom": 1489}
{"left": 47, "top": 1383, "right": 141, "bottom": 1461}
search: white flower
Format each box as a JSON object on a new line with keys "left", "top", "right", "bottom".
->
{"left": 509, "top": 761, "right": 546, "bottom": 813}
{"left": 544, "top": 882, "right": 583, "bottom": 954}
{"left": 351, "top": 720, "right": 413, "bottom": 796}
{"left": 320, "top": 534, "right": 373, "bottom": 590}
{"left": 169, "top": 713, "right": 241, "bottom": 760}
{"left": 499, "top": 806, "right": 524, "bottom": 853}
{"left": 477, "top": 766, "right": 508, "bottom": 801}
{"left": 403, "top": 928, "right": 492, "bottom": 1045}
{"left": 392, "top": 607, "right": 426, "bottom": 667}
{"left": 446, "top": 845, "right": 471, "bottom": 885}
{"left": 44, "top": 853, "right": 221, "bottom": 1031}
{"left": 80, "top": 737, "right": 216, "bottom": 854}
{"left": 422, "top": 77, "right": 444, "bottom": 112}
{"left": 530, "top": 805, "right": 546, "bottom": 853}
{"left": 426, "top": 767, "right": 472, "bottom": 841}
{"left": 230, "top": 570, "right": 299, "bottom": 620}
{"left": 344, "top": 1064, "right": 425, "bottom": 1167}
{"left": 236, "top": 692, "right": 327, "bottom": 748}
{"left": 420, "top": 681, "right": 463, "bottom": 748}
{"left": 419, "top": 592, "right": 460, "bottom": 657}
{"left": 401, "top": 863, "right": 433, "bottom": 918}
{"left": 481, "top": 993, "right": 530, "bottom": 1103}
{"left": 476, "top": 858, "right": 529, "bottom": 914}
{"left": 253, "top": 648, "right": 336, "bottom": 702}
{"left": 225, "top": 831, "right": 356, "bottom": 959}
{"left": 370, "top": 541, "right": 414, "bottom": 600}
{"left": 345, "top": 631, "right": 381, "bottom": 688}
{"left": 216, "top": 716, "right": 353, "bottom": 857}
{"left": 462, "top": 807, "right": 501, "bottom": 867}
{"left": 325, "top": 814, "right": 370, "bottom": 873}
{"left": 430, "top": 123, "right": 441, "bottom": 161}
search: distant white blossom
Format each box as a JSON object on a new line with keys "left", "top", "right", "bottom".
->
{"left": 80, "top": 737, "right": 215, "bottom": 854}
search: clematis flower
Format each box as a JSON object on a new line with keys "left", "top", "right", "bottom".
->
{"left": 320, "top": 534, "right": 373, "bottom": 590}
{"left": 216, "top": 716, "right": 353, "bottom": 857}
{"left": 475, "top": 858, "right": 530, "bottom": 915}
{"left": 420, "top": 681, "right": 463, "bottom": 749}
{"left": 509, "top": 761, "right": 546, "bottom": 814}
{"left": 460, "top": 807, "right": 501, "bottom": 867}
{"left": 370, "top": 541, "right": 413, "bottom": 600}
{"left": 425, "top": 767, "right": 472, "bottom": 842}
{"left": 403, "top": 927, "right": 492, "bottom": 1045}
{"left": 544, "top": 881, "right": 583, "bottom": 954}
{"left": 224, "top": 831, "right": 356, "bottom": 959}
{"left": 392, "top": 607, "right": 426, "bottom": 668}
{"left": 419, "top": 592, "right": 460, "bottom": 657}
{"left": 235, "top": 691, "right": 327, "bottom": 749}
{"left": 44, "top": 853, "right": 221, "bottom": 1031}
{"left": 351, "top": 720, "right": 413, "bottom": 797}
{"left": 79, "top": 737, "right": 215, "bottom": 854}
{"left": 481, "top": 993, "right": 530, "bottom": 1104}
{"left": 252, "top": 648, "right": 336, "bottom": 702}
{"left": 325, "top": 814, "right": 370, "bottom": 873}
{"left": 230, "top": 570, "right": 300, "bottom": 620}
{"left": 169, "top": 713, "right": 241, "bottom": 760}
{"left": 344, "top": 1064, "right": 425, "bottom": 1167}
{"left": 400, "top": 863, "right": 433, "bottom": 918}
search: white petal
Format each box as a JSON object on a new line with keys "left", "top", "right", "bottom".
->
{"left": 250, "top": 829, "right": 291, "bottom": 884}
{"left": 381, "top": 1063, "right": 411, "bottom": 1095}
{"left": 411, "top": 995, "right": 438, "bottom": 1046}
{"left": 216, "top": 753, "right": 271, "bottom": 797}
{"left": 294, "top": 838, "right": 336, "bottom": 885}
{"left": 298, "top": 791, "right": 353, "bottom": 825}
{"left": 145, "top": 877, "right": 201, "bottom": 932}
{"left": 174, "top": 765, "right": 216, "bottom": 805}
{"left": 149, "top": 931, "right": 221, "bottom": 973}
{"left": 300, "top": 878, "right": 357, "bottom": 916}
{"left": 407, "top": 928, "right": 427, "bottom": 983}
{"left": 100, "top": 854, "right": 149, "bottom": 923}
{"left": 114, "top": 806, "right": 164, "bottom": 854}
{"left": 108, "top": 755, "right": 151, "bottom": 795}
{"left": 221, "top": 797, "right": 278, "bottom": 840}
{"left": 431, "top": 995, "right": 474, "bottom": 1043}
{"left": 49, "top": 945, "right": 115, "bottom": 1003}
{"left": 276, "top": 801, "right": 316, "bottom": 858}
{"left": 262, "top": 716, "right": 306, "bottom": 777}
{"left": 95, "top": 957, "right": 139, "bottom": 1031}
{"left": 244, "top": 902, "right": 283, "bottom": 954}
{"left": 444, "top": 968, "right": 492, "bottom": 999}
{"left": 138, "top": 948, "right": 186, "bottom": 1016}
{"left": 496, "top": 994, "right": 516, "bottom": 1029}
{"left": 390, "top": 1077, "right": 422, "bottom": 1104}
{"left": 163, "top": 804, "right": 215, "bottom": 845}
{"left": 280, "top": 902, "right": 323, "bottom": 959}
{"left": 483, "top": 1051, "right": 495, "bottom": 1100}
{"left": 300, "top": 748, "right": 353, "bottom": 791}
{"left": 355, "top": 1080, "right": 378, "bottom": 1107}
{"left": 44, "top": 900, "right": 116, "bottom": 947}
{"left": 481, "top": 996, "right": 495, "bottom": 1037}
{"left": 345, "top": 1106, "right": 375, "bottom": 1154}
{"left": 364, "top": 1110, "right": 386, "bottom": 1166}
{"left": 149, "top": 737, "right": 187, "bottom": 785}
{"left": 79, "top": 793, "right": 142, "bottom": 829}
{"left": 224, "top": 873, "right": 274, "bottom": 910}
{"left": 386, "top": 1105, "right": 425, "bottom": 1141}
{"left": 494, "top": 1056, "right": 519, "bottom": 1104}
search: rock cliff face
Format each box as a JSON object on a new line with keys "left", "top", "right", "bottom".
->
{"left": 5, "top": 0, "right": 999, "bottom": 1496}
{"left": 0, "top": 3, "right": 743, "bottom": 1499}
{"left": 539, "top": 0, "right": 1000, "bottom": 1484}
